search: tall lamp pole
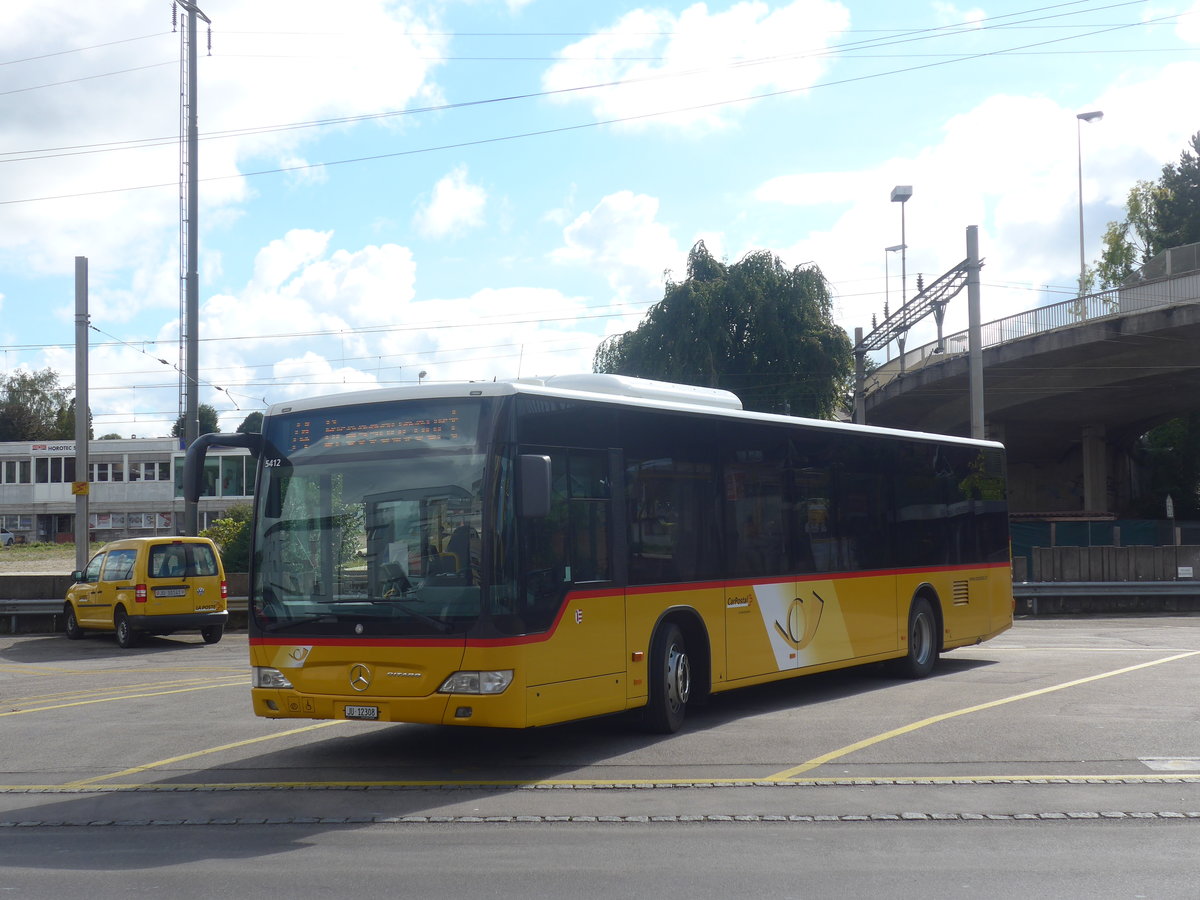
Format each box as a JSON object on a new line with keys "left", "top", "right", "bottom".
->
{"left": 884, "top": 243, "right": 905, "bottom": 360}
{"left": 1076, "top": 110, "right": 1103, "bottom": 297}
{"left": 890, "top": 186, "right": 912, "bottom": 372}
{"left": 890, "top": 185, "right": 913, "bottom": 305}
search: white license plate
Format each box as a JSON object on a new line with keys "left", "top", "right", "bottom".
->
{"left": 344, "top": 705, "right": 379, "bottom": 720}
{"left": 155, "top": 588, "right": 187, "bottom": 598}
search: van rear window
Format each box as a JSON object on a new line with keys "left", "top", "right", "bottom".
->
{"left": 149, "top": 543, "right": 219, "bottom": 579}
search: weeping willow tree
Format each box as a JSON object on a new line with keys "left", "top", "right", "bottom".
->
{"left": 594, "top": 241, "right": 852, "bottom": 418}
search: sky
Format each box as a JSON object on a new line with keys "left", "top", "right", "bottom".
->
{"left": 1, "top": 0, "right": 1198, "bottom": 437}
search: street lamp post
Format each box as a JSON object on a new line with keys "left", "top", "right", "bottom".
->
{"left": 1076, "top": 110, "right": 1103, "bottom": 297}
{"left": 884, "top": 243, "right": 905, "bottom": 360}
{"left": 890, "top": 186, "right": 912, "bottom": 372}
{"left": 890, "top": 185, "right": 913, "bottom": 303}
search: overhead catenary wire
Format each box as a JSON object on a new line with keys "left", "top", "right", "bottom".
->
{"left": 0, "top": 0, "right": 1173, "bottom": 176}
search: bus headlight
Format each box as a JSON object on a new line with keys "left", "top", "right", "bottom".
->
{"left": 252, "top": 667, "right": 294, "bottom": 689}
{"left": 438, "top": 670, "right": 513, "bottom": 695}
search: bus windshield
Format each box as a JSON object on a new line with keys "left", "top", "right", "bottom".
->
{"left": 251, "top": 399, "right": 489, "bottom": 638}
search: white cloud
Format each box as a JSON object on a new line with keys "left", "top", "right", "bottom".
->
{"left": 414, "top": 166, "right": 488, "bottom": 238}
{"left": 1174, "top": 1, "right": 1200, "bottom": 44}
{"left": 553, "top": 191, "right": 686, "bottom": 302}
{"left": 0, "top": 0, "right": 447, "bottom": 279}
{"left": 541, "top": 0, "right": 851, "bottom": 131}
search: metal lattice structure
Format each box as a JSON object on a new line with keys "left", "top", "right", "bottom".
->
{"left": 855, "top": 258, "right": 976, "bottom": 354}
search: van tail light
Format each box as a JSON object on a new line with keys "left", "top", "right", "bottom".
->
{"left": 135, "top": 584, "right": 148, "bottom": 603}
{"left": 220, "top": 580, "right": 228, "bottom": 600}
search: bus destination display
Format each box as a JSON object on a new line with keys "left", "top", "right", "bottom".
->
{"left": 281, "top": 403, "right": 477, "bottom": 453}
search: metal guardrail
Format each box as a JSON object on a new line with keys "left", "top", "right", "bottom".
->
{"left": 2, "top": 597, "right": 249, "bottom": 632}
{"left": 1014, "top": 581, "right": 1200, "bottom": 617}
{"left": 866, "top": 272, "right": 1200, "bottom": 394}
{"left": 1014, "top": 581, "right": 1200, "bottom": 597}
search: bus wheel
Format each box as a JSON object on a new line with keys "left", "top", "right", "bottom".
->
{"left": 114, "top": 610, "right": 138, "bottom": 649}
{"left": 891, "top": 596, "right": 938, "bottom": 679}
{"left": 64, "top": 604, "right": 84, "bottom": 640}
{"left": 643, "top": 623, "right": 691, "bottom": 734}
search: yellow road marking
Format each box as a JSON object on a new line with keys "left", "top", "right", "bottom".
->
{"left": 6, "top": 675, "right": 250, "bottom": 705}
{"left": 64, "top": 720, "right": 346, "bottom": 787}
{"left": 768, "top": 650, "right": 1200, "bottom": 781}
{"left": 0, "top": 679, "right": 248, "bottom": 716}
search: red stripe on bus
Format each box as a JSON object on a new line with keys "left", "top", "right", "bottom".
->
{"left": 250, "top": 560, "right": 1009, "bottom": 651}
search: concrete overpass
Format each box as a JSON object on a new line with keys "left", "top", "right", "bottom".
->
{"left": 861, "top": 249, "right": 1200, "bottom": 516}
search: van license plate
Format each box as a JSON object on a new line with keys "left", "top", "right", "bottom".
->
{"left": 344, "top": 705, "right": 379, "bottom": 720}
{"left": 156, "top": 588, "right": 187, "bottom": 598}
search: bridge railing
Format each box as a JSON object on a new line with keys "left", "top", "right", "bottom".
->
{"left": 866, "top": 271, "right": 1200, "bottom": 394}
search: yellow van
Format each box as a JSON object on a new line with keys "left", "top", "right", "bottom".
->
{"left": 64, "top": 536, "right": 228, "bottom": 648}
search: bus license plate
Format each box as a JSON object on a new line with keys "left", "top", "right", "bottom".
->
{"left": 344, "top": 705, "right": 379, "bottom": 720}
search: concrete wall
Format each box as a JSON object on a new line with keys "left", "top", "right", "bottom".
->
{"left": 1030, "top": 545, "right": 1200, "bottom": 582}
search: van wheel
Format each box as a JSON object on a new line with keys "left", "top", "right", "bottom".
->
{"left": 114, "top": 610, "right": 138, "bottom": 649}
{"left": 642, "top": 623, "right": 690, "bottom": 734}
{"left": 201, "top": 625, "right": 223, "bottom": 645}
{"left": 64, "top": 604, "right": 84, "bottom": 640}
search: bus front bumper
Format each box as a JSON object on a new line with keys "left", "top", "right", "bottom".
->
{"left": 251, "top": 687, "right": 526, "bottom": 727}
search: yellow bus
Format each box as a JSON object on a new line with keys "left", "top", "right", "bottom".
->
{"left": 186, "top": 374, "right": 1012, "bottom": 733}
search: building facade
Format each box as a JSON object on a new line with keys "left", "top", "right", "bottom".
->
{"left": 0, "top": 438, "right": 253, "bottom": 544}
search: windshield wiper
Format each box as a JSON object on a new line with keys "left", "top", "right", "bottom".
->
{"left": 371, "top": 597, "right": 452, "bottom": 633}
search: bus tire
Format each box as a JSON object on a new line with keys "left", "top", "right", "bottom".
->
{"left": 642, "top": 622, "right": 691, "bottom": 734}
{"left": 114, "top": 609, "right": 138, "bottom": 649}
{"left": 64, "top": 604, "right": 84, "bottom": 640}
{"left": 890, "top": 596, "right": 938, "bottom": 679}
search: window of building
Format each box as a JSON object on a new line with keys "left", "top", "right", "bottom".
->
{"left": 220, "top": 455, "right": 246, "bottom": 496}
{"left": 128, "top": 461, "right": 170, "bottom": 482}
{"left": 34, "top": 457, "right": 75, "bottom": 484}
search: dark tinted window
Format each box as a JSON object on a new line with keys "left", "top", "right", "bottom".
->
{"left": 149, "top": 543, "right": 219, "bottom": 579}
{"left": 517, "top": 448, "right": 614, "bottom": 632}
{"left": 622, "top": 410, "right": 720, "bottom": 584}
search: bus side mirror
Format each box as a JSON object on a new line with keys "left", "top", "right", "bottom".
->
{"left": 518, "top": 454, "right": 552, "bottom": 518}
{"left": 183, "top": 432, "right": 263, "bottom": 503}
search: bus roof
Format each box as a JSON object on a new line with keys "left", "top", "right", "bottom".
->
{"left": 266, "top": 374, "right": 1004, "bottom": 451}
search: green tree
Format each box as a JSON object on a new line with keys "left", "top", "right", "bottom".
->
{"left": 171, "top": 403, "right": 220, "bottom": 439}
{"left": 200, "top": 502, "right": 253, "bottom": 572}
{"left": 1096, "top": 180, "right": 1163, "bottom": 288}
{"left": 0, "top": 368, "right": 73, "bottom": 441}
{"left": 1153, "top": 131, "right": 1200, "bottom": 252}
{"left": 236, "top": 411, "right": 263, "bottom": 434}
{"left": 50, "top": 397, "right": 93, "bottom": 441}
{"left": 1098, "top": 131, "right": 1200, "bottom": 287}
{"left": 594, "top": 241, "right": 853, "bottom": 418}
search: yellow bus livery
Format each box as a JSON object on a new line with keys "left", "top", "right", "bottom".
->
{"left": 186, "top": 374, "right": 1012, "bottom": 733}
